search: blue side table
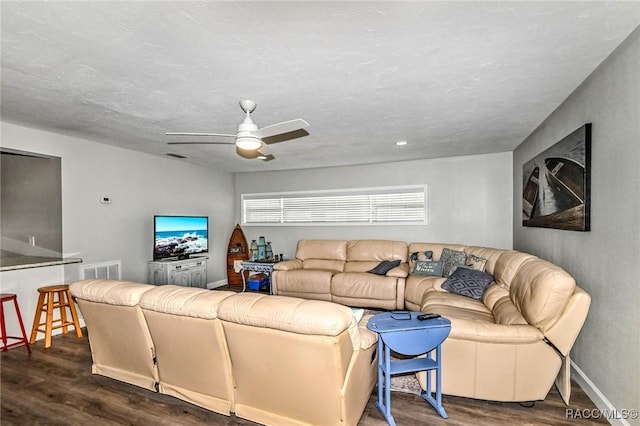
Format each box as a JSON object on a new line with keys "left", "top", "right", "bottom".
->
{"left": 367, "top": 311, "right": 451, "bottom": 425}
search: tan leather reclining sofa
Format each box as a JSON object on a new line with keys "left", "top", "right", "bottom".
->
{"left": 70, "top": 279, "right": 377, "bottom": 426}
{"left": 273, "top": 239, "right": 591, "bottom": 404}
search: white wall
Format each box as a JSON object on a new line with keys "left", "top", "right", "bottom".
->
{"left": 0, "top": 122, "right": 235, "bottom": 341}
{"left": 513, "top": 28, "right": 639, "bottom": 424}
{"left": 235, "top": 152, "right": 513, "bottom": 258}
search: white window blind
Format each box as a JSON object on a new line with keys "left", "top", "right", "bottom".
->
{"left": 242, "top": 185, "right": 426, "bottom": 226}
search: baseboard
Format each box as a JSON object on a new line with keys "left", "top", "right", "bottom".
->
{"left": 571, "top": 360, "right": 633, "bottom": 426}
{"left": 207, "top": 279, "right": 227, "bottom": 290}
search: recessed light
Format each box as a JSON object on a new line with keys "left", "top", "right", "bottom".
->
{"left": 257, "top": 155, "right": 268, "bottom": 160}
{"left": 395, "top": 141, "right": 408, "bottom": 146}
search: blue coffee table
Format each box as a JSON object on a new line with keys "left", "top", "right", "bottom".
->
{"left": 367, "top": 311, "right": 451, "bottom": 425}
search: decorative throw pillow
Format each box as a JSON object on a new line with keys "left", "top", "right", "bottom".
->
{"left": 409, "top": 250, "right": 433, "bottom": 271}
{"left": 439, "top": 248, "right": 467, "bottom": 277}
{"left": 465, "top": 254, "right": 487, "bottom": 272}
{"left": 368, "top": 259, "right": 401, "bottom": 275}
{"left": 442, "top": 268, "right": 495, "bottom": 300}
{"left": 413, "top": 260, "right": 444, "bottom": 277}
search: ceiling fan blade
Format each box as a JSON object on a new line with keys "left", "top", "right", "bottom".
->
{"left": 262, "top": 128, "right": 310, "bottom": 145}
{"left": 254, "top": 119, "right": 309, "bottom": 139}
{"left": 165, "top": 132, "right": 235, "bottom": 138}
{"left": 256, "top": 143, "right": 273, "bottom": 156}
{"left": 167, "top": 141, "right": 235, "bottom": 145}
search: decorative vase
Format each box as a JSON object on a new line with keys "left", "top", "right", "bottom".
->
{"left": 250, "top": 240, "right": 258, "bottom": 261}
{"left": 266, "top": 242, "right": 273, "bottom": 260}
{"left": 257, "top": 236, "right": 266, "bottom": 261}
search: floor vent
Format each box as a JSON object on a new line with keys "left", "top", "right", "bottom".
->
{"left": 81, "top": 260, "right": 122, "bottom": 280}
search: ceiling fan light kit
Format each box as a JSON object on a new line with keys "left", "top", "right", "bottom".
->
{"left": 235, "top": 136, "right": 263, "bottom": 151}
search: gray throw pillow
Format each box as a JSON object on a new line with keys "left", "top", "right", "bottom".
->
{"left": 413, "top": 260, "right": 444, "bottom": 276}
{"left": 441, "top": 268, "right": 495, "bottom": 300}
{"left": 368, "top": 259, "right": 401, "bottom": 275}
{"left": 439, "top": 248, "right": 467, "bottom": 277}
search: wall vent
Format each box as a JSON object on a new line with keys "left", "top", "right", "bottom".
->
{"left": 82, "top": 260, "right": 122, "bottom": 280}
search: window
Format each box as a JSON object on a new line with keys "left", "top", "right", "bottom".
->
{"left": 242, "top": 185, "right": 426, "bottom": 226}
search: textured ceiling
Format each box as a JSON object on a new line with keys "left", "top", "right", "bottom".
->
{"left": 2, "top": 2, "right": 639, "bottom": 173}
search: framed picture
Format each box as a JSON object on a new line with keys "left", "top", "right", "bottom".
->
{"left": 522, "top": 123, "right": 591, "bottom": 231}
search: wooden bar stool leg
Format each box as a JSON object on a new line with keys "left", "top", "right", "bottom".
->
{"left": 67, "top": 292, "right": 83, "bottom": 339}
{"left": 12, "top": 296, "right": 31, "bottom": 354}
{"left": 44, "top": 291, "right": 54, "bottom": 349}
{"left": 30, "top": 292, "right": 46, "bottom": 344}
{"left": 57, "top": 290, "right": 69, "bottom": 335}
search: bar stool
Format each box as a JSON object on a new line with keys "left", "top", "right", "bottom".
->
{"left": 0, "top": 294, "right": 31, "bottom": 354}
{"left": 30, "top": 284, "right": 82, "bottom": 349}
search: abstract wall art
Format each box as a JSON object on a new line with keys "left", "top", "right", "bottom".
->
{"left": 522, "top": 123, "right": 591, "bottom": 231}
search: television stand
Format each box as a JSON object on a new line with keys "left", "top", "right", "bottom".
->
{"left": 148, "top": 257, "right": 208, "bottom": 288}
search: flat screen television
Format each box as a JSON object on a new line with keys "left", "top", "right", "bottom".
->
{"left": 154, "top": 215, "right": 209, "bottom": 260}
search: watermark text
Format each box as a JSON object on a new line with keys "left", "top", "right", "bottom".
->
{"left": 566, "top": 408, "right": 638, "bottom": 420}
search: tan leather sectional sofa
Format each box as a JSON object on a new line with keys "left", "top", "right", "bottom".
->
{"left": 273, "top": 239, "right": 591, "bottom": 404}
{"left": 70, "top": 238, "right": 590, "bottom": 417}
{"left": 70, "top": 279, "right": 377, "bottom": 426}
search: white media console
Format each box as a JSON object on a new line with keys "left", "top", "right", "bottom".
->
{"left": 148, "top": 257, "right": 207, "bottom": 288}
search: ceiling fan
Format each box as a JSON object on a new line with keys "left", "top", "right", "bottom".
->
{"left": 166, "top": 100, "right": 309, "bottom": 161}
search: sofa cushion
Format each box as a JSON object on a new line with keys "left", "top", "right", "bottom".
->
{"left": 345, "top": 260, "right": 383, "bottom": 273}
{"left": 439, "top": 248, "right": 467, "bottom": 277}
{"left": 422, "top": 302, "right": 494, "bottom": 323}
{"left": 296, "top": 239, "right": 347, "bottom": 261}
{"left": 302, "top": 258, "right": 345, "bottom": 272}
{"left": 139, "top": 285, "right": 235, "bottom": 319}
{"left": 441, "top": 268, "right": 494, "bottom": 300}
{"left": 482, "top": 282, "right": 511, "bottom": 310}
{"left": 422, "top": 290, "right": 491, "bottom": 315}
{"left": 367, "top": 260, "right": 401, "bottom": 275}
{"left": 492, "top": 298, "right": 529, "bottom": 326}
{"left": 273, "top": 259, "right": 303, "bottom": 271}
{"left": 509, "top": 259, "right": 576, "bottom": 332}
{"left": 273, "top": 269, "right": 333, "bottom": 294}
{"left": 440, "top": 316, "right": 544, "bottom": 344}
{"left": 346, "top": 240, "right": 408, "bottom": 262}
{"left": 404, "top": 275, "right": 445, "bottom": 310}
{"left": 70, "top": 279, "right": 154, "bottom": 306}
{"left": 492, "top": 250, "right": 536, "bottom": 288}
{"left": 217, "top": 293, "right": 362, "bottom": 348}
{"left": 331, "top": 272, "right": 398, "bottom": 301}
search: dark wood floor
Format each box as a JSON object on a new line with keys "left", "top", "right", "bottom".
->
{"left": 2, "top": 331, "right": 606, "bottom": 426}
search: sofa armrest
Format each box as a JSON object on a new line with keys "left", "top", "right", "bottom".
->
{"left": 447, "top": 317, "right": 544, "bottom": 344}
{"left": 386, "top": 263, "right": 409, "bottom": 278}
{"left": 273, "top": 259, "right": 303, "bottom": 271}
{"left": 358, "top": 327, "right": 378, "bottom": 351}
